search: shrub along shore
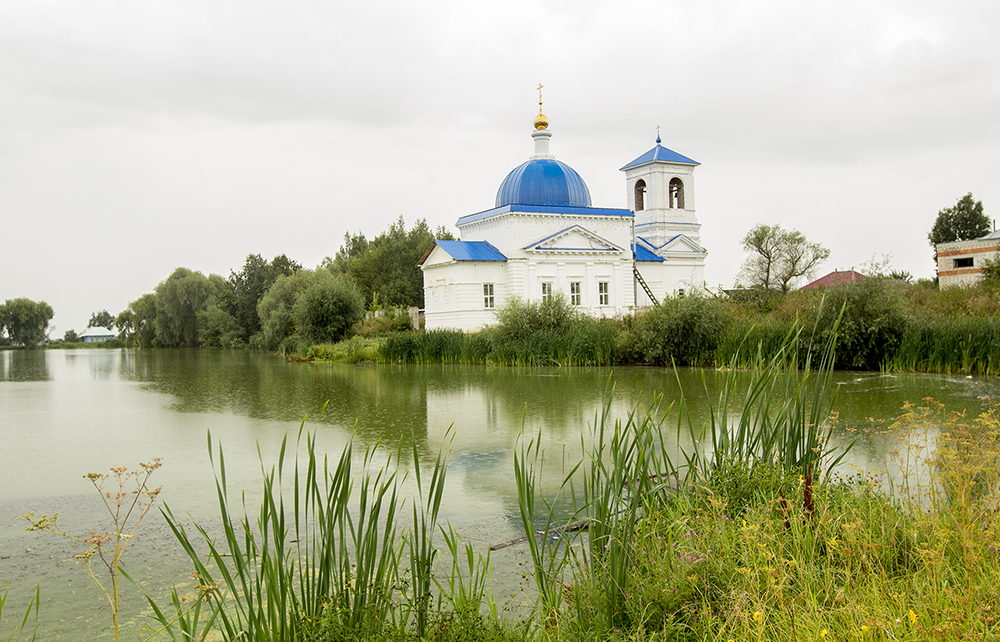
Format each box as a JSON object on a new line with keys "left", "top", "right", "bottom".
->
{"left": 309, "top": 279, "right": 1000, "bottom": 375}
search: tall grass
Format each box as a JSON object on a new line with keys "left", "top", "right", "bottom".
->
{"left": 695, "top": 326, "right": 849, "bottom": 483}
{"left": 379, "top": 299, "right": 618, "bottom": 366}
{"left": 507, "top": 337, "right": 1000, "bottom": 641}
{"left": 510, "top": 329, "right": 851, "bottom": 639}
{"left": 152, "top": 424, "right": 407, "bottom": 641}
{"left": 149, "top": 418, "right": 521, "bottom": 642}
{"left": 891, "top": 315, "right": 1000, "bottom": 376}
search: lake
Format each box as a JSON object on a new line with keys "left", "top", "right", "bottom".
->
{"left": 2, "top": 348, "right": 998, "bottom": 640}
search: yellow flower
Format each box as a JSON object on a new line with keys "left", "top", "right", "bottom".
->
{"left": 862, "top": 625, "right": 869, "bottom": 632}
{"left": 820, "top": 629, "right": 827, "bottom": 638}
{"left": 753, "top": 611, "right": 762, "bottom": 623}
{"left": 909, "top": 609, "right": 916, "bottom": 624}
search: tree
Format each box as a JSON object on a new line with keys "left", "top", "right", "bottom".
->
{"left": 64, "top": 329, "right": 80, "bottom": 343}
{"left": 229, "top": 253, "right": 301, "bottom": 339}
{"left": 154, "top": 268, "right": 225, "bottom": 347}
{"left": 197, "top": 305, "right": 246, "bottom": 348}
{"left": 737, "top": 224, "right": 830, "bottom": 293}
{"left": 292, "top": 271, "right": 365, "bottom": 344}
{"left": 0, "top": 298, "right": 54, "bottom": 347}
{"left": 88, "top": 310, "right": 115, "bottom": 330}
{"left": 928, "top": 193, "right": 989, "bottom": 257}
{"left": 257, "top": 270, "right": 315, "bottom": 350}
{"left": 117, "top": 293, "right": 158, "bottom": 347}
{"left": 981, "top": 256, "right": 1000, "bottom": 286}
{"left": 325, "top": 217, "right": 455, "bottom": 309}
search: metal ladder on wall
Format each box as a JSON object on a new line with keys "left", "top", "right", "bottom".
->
{"left": 633, "top": 264, "right": 658, "bottom": 306}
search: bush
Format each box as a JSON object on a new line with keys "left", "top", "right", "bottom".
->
{"left": 258, "top": 271, "right": 314, "bottom": 351}
{"left": 637, "top": 295, "right": 727, "bottom": 366}
{"left": 349, "top": 307, "right": 413, "bottom": 337}
{"left": 293, "top": 272, "right": 365, "bottom": 344}
{"left": 308, "top": 337, "right": 381, "bottom": 363}
{"left": 808, "top": 278, "right": 908, "bottom": 370}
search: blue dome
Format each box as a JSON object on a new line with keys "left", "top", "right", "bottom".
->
{"left": 495, "top": 159, "right": 592, "bottom": 208}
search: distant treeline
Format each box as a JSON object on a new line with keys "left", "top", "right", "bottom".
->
{"left": 115, "top": 217, "right": 448, "bottom": 350}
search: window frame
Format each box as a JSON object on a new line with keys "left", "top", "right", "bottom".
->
{"left": 598, "top": 281, "right": 609, "bottom": 306}
{"left": 483, "top": 283, "right": 495, "bottom": 308}
{"left": 570, "top": 281, "right": 582, "bottom": 305}
{"left": 541, "top": 281, "right": 553, "bottom": 301}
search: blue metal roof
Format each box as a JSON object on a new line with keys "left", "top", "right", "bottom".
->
{"left": 433, "top": 240, "right": 507, "bottom": 261}
{"left": 457, "top": 203, "right": 633, "bottom": 227}
{"left": 633, "top": 243, "right": 665, "bottom": 262}
{"left": 621, "top": 144, "right": 699, "bottom": 170}
{"left": 496, "top": 158, "right": 592, "bottom": 207}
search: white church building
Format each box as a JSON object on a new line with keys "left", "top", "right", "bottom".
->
{"left": 419, "top": 105, "right": 708, "bottom": 332}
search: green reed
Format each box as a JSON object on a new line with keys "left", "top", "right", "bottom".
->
{"left": 510, "top": 326, "right": 849, "bottom": 639}
{"left": 152, "top": 420, "right": 407, "bottom": 641}
{"left": 890, "top": 315, "right": 1000, "bottom": 376}
{"left": 148, "top": 413, "right": 511, "bottom": 642}
{"left": 0, "top": 585, "right": 38, "bottom": 642}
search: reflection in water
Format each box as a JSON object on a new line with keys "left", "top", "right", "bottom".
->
{"left": 2, "top": 349, "right": 1000, "bottom": 641}
{"left": 0, "top": 349, "right": 50, "bottom": 381}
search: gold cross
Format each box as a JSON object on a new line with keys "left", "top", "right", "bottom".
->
{"left": 537, "top": 83, "right": 544, "bottom": 107}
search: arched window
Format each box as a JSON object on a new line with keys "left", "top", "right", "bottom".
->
{"left": 634, "top": 179, "right": 646, "bottom": 211}
{"left": 669, "top": 178, "right": 685, "bottom": 209}
{"left": 668, "top": 177, "right": 684, "bottom": 210}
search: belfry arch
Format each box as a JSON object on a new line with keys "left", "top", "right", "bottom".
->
{"left": 669, "top": 177, "right": 685, "bottom": 209}
{"left": 634, "top": 179, "right": 647, "bottom": 211}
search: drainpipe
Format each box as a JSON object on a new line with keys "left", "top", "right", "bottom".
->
{"left": 631, "top": 217, "right": 637, "bottom": 308}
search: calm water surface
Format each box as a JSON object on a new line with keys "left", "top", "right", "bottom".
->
{"left": 2, "top": 349, "right": 998, "bottom": 640}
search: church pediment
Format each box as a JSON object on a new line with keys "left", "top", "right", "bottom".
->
{"left": 524, "top": 225, "right": 624, "bottom": 254}
{"left": 640, "top": 234, "right": 707, "bottom": 255}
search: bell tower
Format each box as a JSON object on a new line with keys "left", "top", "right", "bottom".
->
{"left": 620, "top": 132, "right": 701, "bottom": 249}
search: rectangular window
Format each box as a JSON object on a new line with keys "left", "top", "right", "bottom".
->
{"left": 570, "top": 281, "right": 581, "bottom": 305}
{"left": 483, "top": 283, "right": 495, "bottom": 308}
{"left": 954, "top": 257, "right": 974, "bottom": 268}
{"left": 541, "top": 282, "right": 552, "bottom": 301}
{"left": 598, "top": 281, "right": 609, "bottom": 306}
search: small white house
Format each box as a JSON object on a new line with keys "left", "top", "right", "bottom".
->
{"left": 79, "top": 326, "right": 117, "bottom": 343}
{"left": 420, "top": 107, "right": 708, "bottom": 332}
{"left": 936, "top": 229, "right": 1000, "bottom": 288}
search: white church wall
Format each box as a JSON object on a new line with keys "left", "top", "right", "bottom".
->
{"left": 423, "top": 260, "right": 507, "bottom": 332}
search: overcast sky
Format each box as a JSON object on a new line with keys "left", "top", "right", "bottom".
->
{"left": 2, "top": 0, "right": 998, "bottom": 335}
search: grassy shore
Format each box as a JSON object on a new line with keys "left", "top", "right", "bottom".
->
{"left": 306, "top": 280, "right": 1000, "bottom": 376}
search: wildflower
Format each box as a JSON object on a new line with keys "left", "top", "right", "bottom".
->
{"left": 862, "top": 625, "right": 869, "bottom": 632}
{"left": 820, "top": 629, "right": 827, "bottom": 638}
{"left": 753, "top": 611, "right": 762, "bottom": 623}
{"left": 909, "top": 609, "right": 916, "bottom": 624}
